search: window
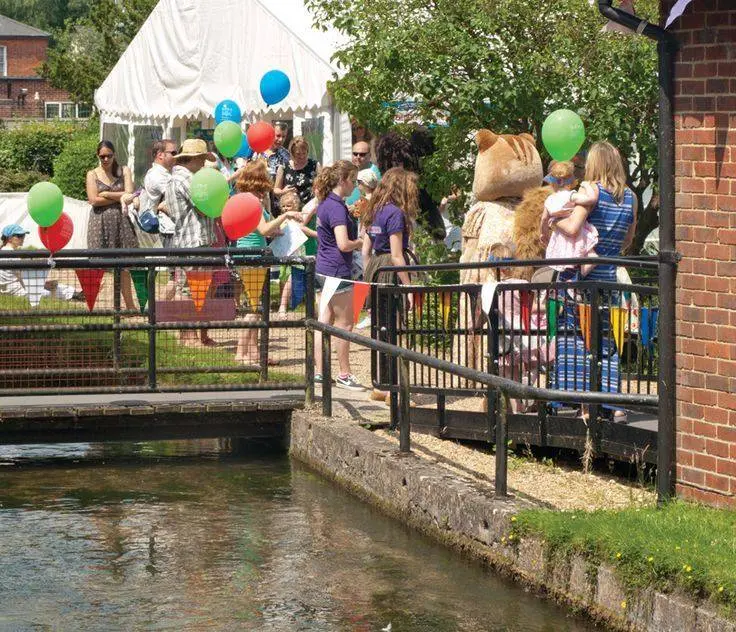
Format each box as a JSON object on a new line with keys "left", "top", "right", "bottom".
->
{"left": 0, "top": 46, "right": 6, "bottom": 77}
{"left": 45, "top": 102, "right": 60, "bottom": 119}
{"left": 44, "top": 102, "right": 92, "bottom": 119}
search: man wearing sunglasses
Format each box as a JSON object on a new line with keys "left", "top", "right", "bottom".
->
{"left": 139, "top": 139, "right": 178, "bottom": 245}
{"left": 346, "top": 141, "right": 381, "bottom": 206}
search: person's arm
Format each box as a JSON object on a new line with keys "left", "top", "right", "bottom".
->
{"left": 86, "top": 171, "right": 116, "bottom": 207}
{"left": 539, "top": 208, "right": 551, "bottom": 247}
{"left": 621, "top": 194, "right": 638, "bottom": 253}
{"left": 361, "top": 232, "right": 372, "bottom": 270}
{"left": 300, "top": 226, "right": 318, "bottom": 239}
{"left": 258, "top": 211, "right": 302, "bottom": 238}
{"left": 333, "top": 224, "right": 362, "bottom": 253}
{"left": 552, "top": 205, "right": 590, "bottom": 238}
{"left": 389, "top": 232, "right": 411, "bottom": 285}
{"left": 273, "top": 166, "right": 296, "bottom": 197}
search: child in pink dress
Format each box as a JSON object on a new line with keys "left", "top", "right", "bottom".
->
{"left": 541, "top": 161, "right": 599, "bottom": 276}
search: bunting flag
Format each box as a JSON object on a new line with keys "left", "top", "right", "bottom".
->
{"left": 439, "top": 292, "right": 453, "bottom": 329}
{"left": 238, "top": 267, "right": 267, "bottom": 311}
{"left": 546, "top": 298, "right": 560, "bottom": 340}
{"left": 519, "top": 290, "right": 532, "bottom": 334}
{"left": 640, "top": 306, "right": 659, "bottom": 351}
{"left": 185, "top": 270, "right": 213, "bottom": 312}
{"left": 352, "top": 281, "right": 371, "bottom": 325}
{"left": 130, "top": 269, "right": 154, "bottom": 314}
{"left": 481, "top": 280, "right": 498, "bottom": 315}
{"left": 74, "top": 269, "right": 105, "bottom": 311}
{"left": 610, "top": 306, "right": 627, "bottom": 355}
{"left": 665, "top": 0, "right": 694, "bottom": 28}
{"left": 412, "top": 291, "right": 424, "bottom": 321}
{"left": 290, "top": 266, "right": 306, "bottom": 310}
{"left": 21, "top": 269, "right": 49, "bottom": 308}
{"left": 577, "top": 303, "right": 592, "bottom": 351}
{"left": 318, "top": 276, "right": 341, "bottom": 318}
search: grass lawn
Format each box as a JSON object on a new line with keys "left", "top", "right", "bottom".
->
{"left": 514, "top": 500, "right": 736, "bottom": 610}
{"left": 0, "top": 293, "right": 301, "bottom": 387}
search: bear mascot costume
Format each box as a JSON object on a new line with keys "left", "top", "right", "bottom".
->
{"left": 458, "top": 129, "right": 548, "bottom": 372}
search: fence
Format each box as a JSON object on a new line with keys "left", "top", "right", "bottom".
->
{"left": 0, "top": 248, "right": 314, "bottom": 395}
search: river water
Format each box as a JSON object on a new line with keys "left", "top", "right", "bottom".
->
{"left": 0, "top": 441, "right": 596, "bottom": 631}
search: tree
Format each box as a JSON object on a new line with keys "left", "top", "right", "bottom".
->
{"left": 306, "top": 0, "right": 659, "bottom": 253}
{"left": 41, "top": 0, "right": 157, "bottom": 106}
{"left": 0, "top": 0, "right": 93, "bottom": 32}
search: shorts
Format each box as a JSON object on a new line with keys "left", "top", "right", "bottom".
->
{"left": 316, "top": 274, "right": 353, "bottom": 294}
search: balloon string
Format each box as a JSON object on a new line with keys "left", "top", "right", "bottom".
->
{"left": 47, "top": 255, "right": 56, "bottom": 269}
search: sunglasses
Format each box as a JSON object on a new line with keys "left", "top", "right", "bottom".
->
{"left": 352, "top": 152, "right": 368, "bottom": 157}
{"left": 98, "top": 153, "right": 114, "bottom": 160}
{"left": 162, "top": 150, "right": 178, "bottom": 156}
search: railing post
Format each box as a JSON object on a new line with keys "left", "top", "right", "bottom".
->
{"left": 398, "top": 356, "right": 411, "bottom": 453}
{"left": 486, "top": 303, "right": 499, "bottom": 445}
{"left": 113, "top": 267, "right": 122, "bottom": 373}
{"left": 147, "top": 265, "right": 157, "bottom": 391}
{"left": 588, "top": 286, "right": 602, "bottom": 453}
{"left": 304, "top": 260, "right": 316, "bottom": 406}
{"left": 388, "top": 282, "right": 399, "bottom": 430}
{"left": 322, "top": 331, "right": 332, "bottom": 417}
{"left": 495, "top": 390, "right": 508, "bottom": 498}
{"left": 260, "top": 264, "right": 271, "bottom": 382}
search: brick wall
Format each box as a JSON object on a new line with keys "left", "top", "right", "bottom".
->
{"left": 663, "top": 0, "right": 736, "bottom": 507}
{"left": 0, "top": 36, "right": 72, "bottom": 119}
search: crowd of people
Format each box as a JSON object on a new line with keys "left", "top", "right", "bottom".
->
{"left": 0, "top": 124, "right": 637, "bottom": 406}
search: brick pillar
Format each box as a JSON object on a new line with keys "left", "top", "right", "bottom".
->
{"left": 665, "top": 0, "right": 736, "bottom": 507}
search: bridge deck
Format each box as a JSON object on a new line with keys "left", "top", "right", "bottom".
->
{"left": 0, "top": 391, "right": 303, "bottom": 445}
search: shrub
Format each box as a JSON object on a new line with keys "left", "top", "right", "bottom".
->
{"left": 52, "top": 132, "right": 99, "bottom": 199}
{"left": 0, "top": 121, "right": 86, "bottom": 176}
{"left": 0, "top": 169, "right": 47, "bottom": 192}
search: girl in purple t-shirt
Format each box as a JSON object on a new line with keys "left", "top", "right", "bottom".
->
{"left": 361, "top": 167, "right": 419, "bottom": 289}
{"left": 312, "top": 160, "right": 365, "bottom": 391}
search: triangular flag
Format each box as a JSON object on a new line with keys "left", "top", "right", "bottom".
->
{"left": 440, "top": 292, "right": 453, "bottom": 329}
{"left": 290, "top": 266, "right": 306, "bottom": 310}
{"left": 21, "top": 268, "right": 49, "bottom": 307}
{"left": 75, "top": 269, "right": 105, "bottom": 311}
{"left": 186, "top": 270, "right": 213, "bottom": 312}
{"left": 412, "top": 292, "right": 424, "bottom": 321}
{"left": 519, "top": 290, "right": 532, "bottom": 334}
{"left": 610, "top": 306, "right": 626, "bottom": 355}
{"left": 238, "top": 267, "right": 267, "bottom": 310}
{"left": 481, "top": 280, "right": 498, "bottom": 315}
{"left": 546, "top": 298, "right": 560, "bottom": 340}
{"left": 318, "top": 276, "right": 341, "bottom": 318}
{"left": 130, "top": 269, "right": 153, "bottom": 314}
{"left": 352, "top": 281, "right": 371, "bottom": 324}
{"left": 578, "top": 303, "right": 592, "bottom": 351}
{"left": 640, "top": 307, "right": 659, "bottom": 352}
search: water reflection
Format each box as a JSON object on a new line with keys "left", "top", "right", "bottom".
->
{"left": 0, "top": 441, "right": 595, "bottom": 631}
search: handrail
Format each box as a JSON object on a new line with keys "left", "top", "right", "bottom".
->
{"left": 305, "top": 319, "right": 657, "bottom": 407}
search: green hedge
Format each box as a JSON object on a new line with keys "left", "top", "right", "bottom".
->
{"left": 0, "top": 169, "right": 47, "bottom": 192}
{"left": 52, "top": 132, "right": 99, "bottom": 199}
{"left": 0, "top": 121, "right": 84, "bottom": 176}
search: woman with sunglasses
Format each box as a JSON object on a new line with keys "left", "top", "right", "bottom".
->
{"left": 85, "top": 140, "right": 137, "bottom": 309}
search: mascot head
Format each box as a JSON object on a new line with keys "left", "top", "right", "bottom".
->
{"left": 472, "top": 130, "right": 543, "bottom": 201}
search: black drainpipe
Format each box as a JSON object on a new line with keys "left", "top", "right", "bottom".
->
{"left": 597, "top": 1, "right": 679, "bottom": 504}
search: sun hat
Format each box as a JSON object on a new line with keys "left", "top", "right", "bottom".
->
{"left": 357, "top": 168, "right": 378, "bottom": 189}
{"left": 175, "top": 138, "right": 217, "bottom": 162}
{"left": 1, "top": 224, "right": 30, "bottom": 239}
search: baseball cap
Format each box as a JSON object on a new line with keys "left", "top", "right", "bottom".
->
{"left": 357, "top": 169, "right": 378, "bottom": 189}
{"left": 1, "top": 224, "right": 30, "bottom": 239}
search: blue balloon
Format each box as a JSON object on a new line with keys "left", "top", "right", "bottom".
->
{"left": 214, "top": 99, "right": 241, "bottom": 125}
{"left": 234, "top": 133, "right": 253, "bottom": 159}
{"left": 259, "top": 70, "right": 291, "bottom": 106}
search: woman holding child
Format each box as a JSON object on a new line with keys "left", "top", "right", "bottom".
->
{"left": 546, "top": 141, "right": 637, "bottom": 420}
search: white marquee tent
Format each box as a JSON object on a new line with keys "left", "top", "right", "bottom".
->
{"left": 94, "top": 0, "right": 351, "bottom": 183}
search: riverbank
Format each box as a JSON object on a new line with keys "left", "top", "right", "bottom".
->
{"left": 290, "top": 404, "right": 736, "bottom": 632}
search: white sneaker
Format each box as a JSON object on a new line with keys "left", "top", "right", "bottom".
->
{"left": 356, "top": 315, "right": 371, "bottom": 330}
{"left": 335, "top": 374, "right": 365, "bottom": 391}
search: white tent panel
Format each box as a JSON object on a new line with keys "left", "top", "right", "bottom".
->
{"left": 95, "top": 0, "right": 341, "bottom": 122}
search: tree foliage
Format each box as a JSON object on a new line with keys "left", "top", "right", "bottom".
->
{"left": 0, "top": 0, "right": 93, "bottom": 32}
{"left": 307, "top": 0, "right": 660, "bottom": 253}
{"left": 41, "top": 0, "right": 157, "bottom": 106}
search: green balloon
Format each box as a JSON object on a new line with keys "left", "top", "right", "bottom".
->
{"left": 28, "top": 181, "right": 63, "bottom": 227}
{"left": 214, "top": 121, "right": 243, "bottom": 158}
{"left": 190, "top": 168, "right": 229, "bottom": 218}
{"left": 541, "top": 109, "right": 586, "bottom": 161}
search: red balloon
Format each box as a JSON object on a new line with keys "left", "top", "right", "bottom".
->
{"left": 246, "top": 121, "right": 276, "bottom": 154}
{"left": 222, "top": 193, "right": 262, "bottom": 240}
{"left": 39, "top": 212, "right": 73, "bottom": 253}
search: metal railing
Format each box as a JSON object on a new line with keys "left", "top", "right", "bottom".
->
{"left": 0, "top": 248, "right": 314, "bottom": 395}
